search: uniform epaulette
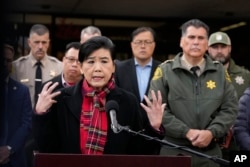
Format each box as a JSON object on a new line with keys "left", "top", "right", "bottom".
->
{"left": 16, "top": 55, "right": 28, "bottom": 62}
{"left": 47, "top": 56, "right": 60, "bottom": 62}
{"left": 161, "top": 59, "right": 174, "bottom": 65}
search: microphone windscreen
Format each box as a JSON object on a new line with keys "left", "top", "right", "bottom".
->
{"left": 105, "top": 100, "right": 119, "bottom": 112}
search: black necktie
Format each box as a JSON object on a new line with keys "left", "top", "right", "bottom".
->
{"left": 190, "top": 66, "right": 199, "bottom": 78}
{"left": 35, "top": 61, "right": 42, "bottom": 103}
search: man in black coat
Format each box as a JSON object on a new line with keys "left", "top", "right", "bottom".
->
{"left": 43, "top": 42, "right": 82, "bottom": 91}
{"left": 115, "top": 27, "right": 162, "bottom": 154}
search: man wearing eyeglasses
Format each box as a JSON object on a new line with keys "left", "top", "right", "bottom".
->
{"left": 115, "top": 27, "right": 162, "bottom": 155}
{"left": 46, "top": 42, "right": 82, "bottom": 90}
{"left": 34, "top": 42, "right": 82, "bottom": 113}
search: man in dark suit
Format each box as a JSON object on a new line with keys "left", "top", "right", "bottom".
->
{"left": 34, "top": 42, "right": 82, "bottom": 136}
{"left": 115, "top": 27, "right": 162, "bottom": 154}
{"left": 43, "top": 42, "right": 82, "bottom": 91}
{"left": 0, "top": 44, "right": 32, "bottom": 167}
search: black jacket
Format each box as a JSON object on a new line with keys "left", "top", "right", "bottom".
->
{"left": 115, "top": 58, "right": 162, "bottom": 154}
{"left": 33, "top": 79, "right": 148, "bottom": 154}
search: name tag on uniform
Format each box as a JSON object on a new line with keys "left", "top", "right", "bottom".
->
{"left": 20, "top": 79, "right": 29, "bottom": 82}
{"left": 35, "top": 79, "right": 42, "bottom": 82}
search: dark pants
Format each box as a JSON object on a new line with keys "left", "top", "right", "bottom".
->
{"left": 221, "top": 139, "right": 239, "bottom": 160}
{"left": 160, "top": 143, "right": 222, "bottom": 167}
{"left": 25, "top": 134, "right": 38, "bottom": 167}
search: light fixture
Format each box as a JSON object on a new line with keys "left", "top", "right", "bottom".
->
{"left": 220, "top": 22, "right": 247, "bottom": 31}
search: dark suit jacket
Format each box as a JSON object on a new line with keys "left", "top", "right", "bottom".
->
{"left": 115, "top": 58, "right": 161, "bottom": 104}
{"left": 0, "top": 77, "right": 32, "bottom": 167}
{"left": 42, "top": 74, "right": 64, "bottom": 91}
{"left": 33, "top": 79, "right": 146, "bottom": 154}
{"left": 114, "top": 58, "right": 162, "bottom": 154}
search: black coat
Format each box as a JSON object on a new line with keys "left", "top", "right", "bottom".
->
{"left": 115, "top": 58, "right": 162, "bottom": 154}
{"left": 33, "top": 79, "right": 146, "bottom": 154}
{"left": 115, "top": 58, "right": 161, "bottom": 104}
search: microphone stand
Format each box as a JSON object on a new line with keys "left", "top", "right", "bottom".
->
{"left": 115, "top": 124, "right": 230, "bottom": 167}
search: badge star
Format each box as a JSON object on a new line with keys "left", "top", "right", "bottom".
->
{"left": 235, "top": 76, "right": 244, "bottom": 85}
{"left": 50, "top": 70, "right": 56, "bottom": 77}
{"left": 206, "top": 80, "right": 216, "bottom": 89}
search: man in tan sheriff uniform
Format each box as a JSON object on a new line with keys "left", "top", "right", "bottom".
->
{"left": 11, "top": 24, "right": 63, "bottom": 108}
{"left": 11, "top": 24, "right": 63, "bottom": 167}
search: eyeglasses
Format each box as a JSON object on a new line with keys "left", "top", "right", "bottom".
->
{"left": 65, "top": 57, "right": 80, "bottom": 64}
{"left": 133, "top": 40, "right": 154, "bottom": 46}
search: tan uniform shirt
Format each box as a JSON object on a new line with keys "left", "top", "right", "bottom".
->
{"left": 11, "top": 54, "right": 63, "bottom": 107}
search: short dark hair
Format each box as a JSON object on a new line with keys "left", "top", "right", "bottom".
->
{"left": 78, "top": 36, "right": 115, "bottom": 63}
{"left": 65, "top": 42, "right": 81, "bottom": 53}
{"left": 29, "top": 24, "right": 49, "bottom": 36}
{"left": 181, "top": 19, "right": 209, "bottom": 38}
{"left": 131, "top": 27, "right": 157, "bottom": 41}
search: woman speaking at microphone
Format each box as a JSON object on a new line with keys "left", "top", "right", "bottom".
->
{"left": 33, "top": 36, "right": 165, "bottom": 155}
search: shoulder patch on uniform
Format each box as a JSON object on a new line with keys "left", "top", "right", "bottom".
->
{"left": 152, "top": 67, "right": 163, "bottom": 80}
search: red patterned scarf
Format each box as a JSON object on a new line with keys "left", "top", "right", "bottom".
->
{"left": 80, "top": 76, "right": 115, "bottom": 154}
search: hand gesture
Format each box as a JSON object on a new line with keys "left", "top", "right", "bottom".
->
{"left": 35, "top": 82, "right": 61, "bottom": 115}
{"left": 140, "top": 90, "right": 166, "bottom": 131}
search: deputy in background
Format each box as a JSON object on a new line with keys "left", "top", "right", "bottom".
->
{"left": 208, "top": 31, "right": 250, "bottom": 99}
{"left": 10, "top": 24, "right": 63, "bottom": 167}
{"left": 208, "top": 32, "right": 250, "bottom": 159}
{"left": 11, "top": 24, "right": 63, "bottom": 108}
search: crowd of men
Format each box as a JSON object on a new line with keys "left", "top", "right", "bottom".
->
{"left": 1, "top": 19, "right": 250, "bottom": 167}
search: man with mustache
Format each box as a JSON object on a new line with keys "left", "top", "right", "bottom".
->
{"left": 11, "top": 24, "right": 63, "bottom": 108}
{"left": 149, "top": 19, "right": 238, "bottom": 167}
{"left": 10, "top": 24, "right": 63, "bottom": 167}
{"left": 208, "top": 31, "right": 250, "bottom": 160}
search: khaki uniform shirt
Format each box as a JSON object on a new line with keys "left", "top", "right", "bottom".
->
{"left": 11, "top": 54, "right": 63, "bottom": 107}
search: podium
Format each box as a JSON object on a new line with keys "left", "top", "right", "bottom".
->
{"left": 34, "top": 152, "right": 191, "bottom": 167}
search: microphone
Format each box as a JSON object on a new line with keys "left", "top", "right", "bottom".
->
{"left": 105, "top": 100, "right": 120, "bottom": 133}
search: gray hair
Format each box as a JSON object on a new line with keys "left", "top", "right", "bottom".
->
{"left": 181, "top": 19, "right": 209, "bottom": 38}
{"left": 80, "top": 26, "right": 102, "bottom": 37}
{"left": 29, "top": 24, "right": 49, "bottom": 37}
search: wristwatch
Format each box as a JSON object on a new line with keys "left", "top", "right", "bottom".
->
{"left": 7, "top": 145, "right": 14, "bottom": 154}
